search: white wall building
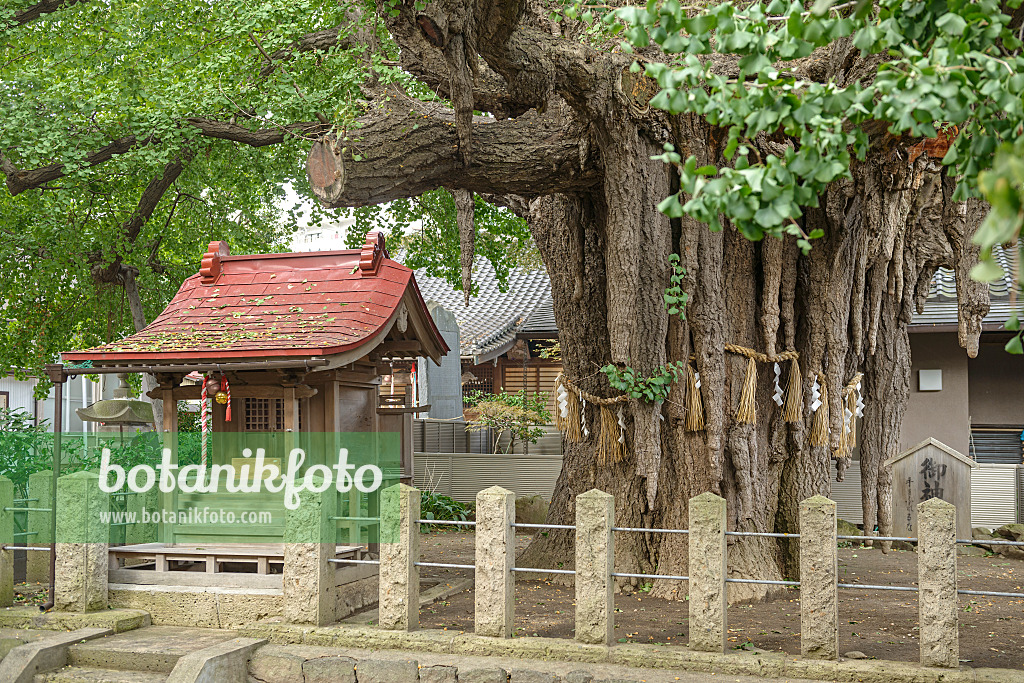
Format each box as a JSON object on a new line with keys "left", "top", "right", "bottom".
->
{"left": 0, "top": 372, "right": 102, "bottom": 433}
{"left": 290, "top": 217, "right": 355, "bottom": 252}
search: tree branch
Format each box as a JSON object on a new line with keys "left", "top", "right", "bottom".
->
{"left": 6, "top": 0, "right": 88, "bottom": 27}
{"left": 122, "top": 149, "right": 193, "bottom": 243}
{"left": 309, "top": 92, "right": 600, "bottom": 207}
{"left": 258, "top": 27, "right": 355, "bottom": 78}
{"left": 2, "top": 118, "right": 329, "bottom": 196}
{"left": 91, "top": 149, "right": 194, "bottom": 285}
{"left": 187, "top": 117, "right": 330, "bottom": 144}
{"left": 3, "top": 135, "right": 145, "bottom": 196}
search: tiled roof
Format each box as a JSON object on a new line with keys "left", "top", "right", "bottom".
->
{"left": 64, "top": 238, "right": 446, "bottom": 363}
{"left": 413, "top": 260, "right": 556, "bottom": 361}
{"left": 519, "top": 299, "right": 557, "bottom": 335}
{"left": 912, "top": 246, "right": 1021, "bottom": 328}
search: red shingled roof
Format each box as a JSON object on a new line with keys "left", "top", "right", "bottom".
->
{"left": 63, "top": 235, "right": 447, "bottom": 363}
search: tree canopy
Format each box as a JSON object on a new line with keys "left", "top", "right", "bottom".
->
{"left": 1, "top": 0, "right": 336, "bottom": 384}
{"left": 0, "top": 0, "right": 535, "bottom": 386}
{"left": 606, "top": 0, "right": 1024, "bottom": 277}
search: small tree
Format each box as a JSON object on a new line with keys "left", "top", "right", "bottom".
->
{"left": 465, "top": 390, "right": 551, "bottom": 454}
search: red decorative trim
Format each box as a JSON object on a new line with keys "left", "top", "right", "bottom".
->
{"left": 199, "top": 241, "right": 231, "bottom": 284}
{"left": 359, "top": 231, "right": 387, "bottom": 276}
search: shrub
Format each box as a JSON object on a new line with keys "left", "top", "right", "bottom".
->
{"left": 0, "top": 408, "right": 53, "bottom": 496}
{"left": 464, "top": 389, "right": 550, "bottom": 453}
{"left": 420, "top": 489, "right": 474, "bottom": 532}
{"left": 0, "top": 407, "right": 200, "bottom": 497}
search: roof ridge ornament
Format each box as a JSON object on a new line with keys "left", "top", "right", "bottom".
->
{"left": 359, "top": 231, "right": 387, "bottom": 276}
{"left": 199, "top": 241, "right": 230, "bottom": 284}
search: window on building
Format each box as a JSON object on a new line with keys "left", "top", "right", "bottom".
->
{"left": 244, "top": 397, "right": 283, "bottom": 431}
{"left": 970, "top": 426, "right": 1024, "bottom": 464}
{"left": 462, "top": 364, "right": 494, "bottom": 395}
{"left": 243, "top": 397, "right": 304, "bottom": 432}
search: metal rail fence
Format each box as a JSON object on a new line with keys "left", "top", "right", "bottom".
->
{"left": 333, "top": 489, "right": 1024, "bottom": 670}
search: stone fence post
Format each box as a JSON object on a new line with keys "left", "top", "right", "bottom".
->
{"left": 283, "top": 480, "right": 338, "bottom": 625}
{"left": 689, "top": 492, "right": 727, "bottom": 653}
{"left": 55, "top": 471, "right": 109, "bottom": 612}
{"left": 27, "top": 470, "right": 53, "bottom": 583}
{"left": 799, "top": 495, "right": 838, "bottom": 660}
{"left": 475, "top": 486, "right": 515, "bottom": 637}
{"left": 918, "top": 498, "right": 958, "bottom": 668}
{"left": 379, "top": 483, "right": 419, "bottom": 631}
{"left": 576, "top": 489, "right": 614, "bottom": 646}
{"left": 0, "top": 475, "right": 13, "bottom": 607}
{"left": 125, "top": 486, "right": 159, "bottom": 546}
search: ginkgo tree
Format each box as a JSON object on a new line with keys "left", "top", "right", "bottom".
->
{"left": 308, "top": 0, "right": 1024, "bottom": 593}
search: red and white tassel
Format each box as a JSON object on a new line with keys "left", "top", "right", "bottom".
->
{"left": 221, "top": 374, "right": 232, "bottom": 422}
{"left": 200, "top": 373, "right": 211, "bottom": 467}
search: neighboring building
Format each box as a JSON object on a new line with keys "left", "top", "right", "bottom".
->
{"left": 0, "top": 373, "right": 38, "bottom": 416}
{"left": 412, "top": 260, "right": 561, "bottom": 419}
{"left": 0, "top": 372, "right": 106, "bottom": 433}
{"left": 902, "top": 246, "right": 1024, "bottom": 463}
{"left": 289, "top": 217, "right": 355, "bottom": 252}
{"left": 834, "top": 246, "right": 1024, "bottom": 529}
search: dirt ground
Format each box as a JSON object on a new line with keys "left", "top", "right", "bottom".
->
{"left": 411, "top": 529, "right": 1024, "bottom": 671}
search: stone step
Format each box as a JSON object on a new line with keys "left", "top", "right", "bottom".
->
{"left": 0, "top": 626, "right": 54, "bottom": 658}
{"left": 66, "top": 625, "right": 237, "bottom": 674}
{"left": 34, "top": 666, "right": 167, "bottom": 683}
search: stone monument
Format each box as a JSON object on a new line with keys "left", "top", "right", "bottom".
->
{"left": 419, "top": 302, "right": 463, "bottom": 419}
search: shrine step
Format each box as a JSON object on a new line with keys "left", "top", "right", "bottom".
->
{"left": 65, "top": 625, "right": 237, "bottom": 674}
{"left": 35, "top": 666, "right": 167, "bottom": 683}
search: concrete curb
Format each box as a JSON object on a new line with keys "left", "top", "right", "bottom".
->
{"left": 238, "top": 623, "right": 1024, "bottom": 683}
{"left": 167, "top": 636, "right": 267, "bottom": 683}
{"left": 0, "top": 606, "right": 149, "bottom": 633}
{"left": 0, "top": 626, "right": 112, "bottom": 683}
{"left": 249, "top": 643, "right": 795, "bottom": 683}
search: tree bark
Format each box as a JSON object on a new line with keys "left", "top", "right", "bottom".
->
{"left": 517, "top": 191, "right": 659, "bottom": 581}
{"left": 121, "top": 267, "right": 162, "bottom": 431}
{"left": 2, "top": 121, "right": 328, "bottom": 196}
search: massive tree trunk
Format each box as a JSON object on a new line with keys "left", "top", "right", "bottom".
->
{"left": 122, "top": 267, "right": 163, "bottom": 431}
{"left": 309, "top": 0, "right": 991, "bottom": 598}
